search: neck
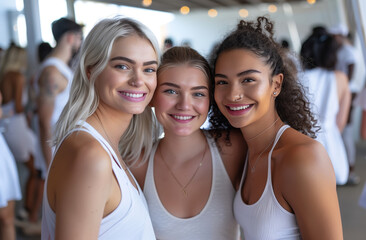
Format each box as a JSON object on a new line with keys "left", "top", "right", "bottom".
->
{"left": 159, "top": 129, "right": 207, "bottom": 163}
{"left": 50, "top": 44, "right": 72, "bottom": 65}
{"left": 87, "top": 107, "right": 133, "bottom": 147}
{"left": 241, "top": 115, "right": 283, "bottom": 154}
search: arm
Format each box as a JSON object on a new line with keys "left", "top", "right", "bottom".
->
{"left": 37, "top": 66, "right": 62, "bottom": 167}
{"left": 283, "top": 141, "right": 343, "bottom": 240}
{"left": 361, "top": 110, "right": 366, "bottom": 139}
{"left": 53, "top": 139, "right": 112, "bottom": 240}
{"left": 14, "top": 72, "right": 25, "bottom": 113}
{"left": 335, "top": 71, "right": 351, "bottom": 132}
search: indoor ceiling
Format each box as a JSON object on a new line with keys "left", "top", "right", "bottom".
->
{"left": 85, "top": 0, "right": 315, "bottom": 13}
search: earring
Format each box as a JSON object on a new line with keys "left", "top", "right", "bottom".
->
{"left": 273, "top": 92, "right": 277, "bottom": 95}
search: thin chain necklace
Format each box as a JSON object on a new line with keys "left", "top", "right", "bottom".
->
{"left": 249, "top": 123, "right": 282, "bottom": 173}
{"left": 159, "top": 142, "right": 207, "bottom": 197}
{"left": 247, "top": 117, "right": 279, "bottom": 141}
{"left": 94, "top": 114, "right": 128, "bottom": 171}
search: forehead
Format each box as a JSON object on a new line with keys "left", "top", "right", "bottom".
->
{"left": 110, "top": 35, "right": 157, "bottom": 60}
{"left": 159, "top": 65, "right": 209, "bottom": 87}
{"left": 215, "top": 49, "right": 269, "bottom": 74}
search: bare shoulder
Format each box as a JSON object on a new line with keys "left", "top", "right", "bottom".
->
{"left": 52, "top": 131, "right": 112, "bottom": 181}
{"left": 277, "top": 128, "right": 336, "bottom": 194}
{"left": 38, "top": 65, "right": 66, "bottom": 96}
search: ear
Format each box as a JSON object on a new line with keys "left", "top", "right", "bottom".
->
{"left": 272, "top": 73, "right": 283, "bottom": 97}
{"left": 86, "top": 66, "right": 92, "bottom": 80}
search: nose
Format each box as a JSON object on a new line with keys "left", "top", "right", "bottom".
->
{"left": 227, "top": 84, "right": 243, "bottom": 102}
{"left": 176, "top": 93, "right": 191, "bottom": 111}
{"left": 128, "top": 69, "right": 144, "bottom": 88}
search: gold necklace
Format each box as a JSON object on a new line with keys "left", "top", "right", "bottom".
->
{"left": 247, "top": 117, "right": 279, "bottom": 141}
{"left": 159, "top": 143, "right": 207, "bottom": 197}
{"left": 249, "top": 123, "right": 282, "bottom": 173}
{"left": 249, "top": 135, "right": 276, "bottom": 173}
{"left": 94, "top": 114, "right": 128, "bottom": 171}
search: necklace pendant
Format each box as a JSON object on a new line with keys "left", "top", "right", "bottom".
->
{"left": 183, "top": 189, "right": 188, "bottom": 197}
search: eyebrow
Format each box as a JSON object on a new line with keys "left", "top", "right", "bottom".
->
{"left": 160, "top": 82, "right": 208, "bottom": 90}
{"left": 110, "top": 56, "right": 158, "bottom": 66}
{"left": 215, "top": 69, "right": 261, "bottom": 78}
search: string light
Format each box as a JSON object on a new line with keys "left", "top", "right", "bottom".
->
{"left": 180, "top": 6, "right": 190, "bottom": 15}
{"left": 239, "top": 8, "right": 249, "bottom": 18}
{"left": 142, "top": 0, "right": 152, "bottom": 7}
{"left": 208, "top": 9, "right": 218, "bottom": 17}
{"left": 268, "top": 4, "right": 277, "bottom": 13}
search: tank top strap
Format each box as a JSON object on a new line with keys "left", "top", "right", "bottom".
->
{"left": 267, "top": 124, "right": 291, "bottom": 180}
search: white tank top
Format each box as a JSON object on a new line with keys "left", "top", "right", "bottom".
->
{"left": 41, "top": 122, "right": 156, "bottom": 240}
{"left": 144, "top": 130, "right": 240, "bottom": 240}
{"left": 233, "top": 125, "right": 301, "bottom": 240}
{"left": 34, "top": 57, "right": 73, "bottom": 129}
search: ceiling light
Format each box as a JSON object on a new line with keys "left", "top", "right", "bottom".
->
{"left": 239, "top": 8, "right": 249, "bottom": 18}
{"left": 180, "top": 6, "right": 190, "bottom": 15}
{"left": 208, "top": 9, "right": 218, "bottom": 17}
{"left": 142, "top": 0, "right": 152, "bottom": 7}
{"left": 268, "top": 4, "right": 277, "bottom": 13}
{"left": 307, "top": 0, "right": 316, "bottom": 4}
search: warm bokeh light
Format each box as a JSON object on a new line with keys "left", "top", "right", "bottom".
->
{"left": 142, "top": 0, "right": 152, "bottom": 7}
{"left": 307, "top": 0, "right": 316, "bottom": 4}
{"left": 208, "top": 9, "right": 218, "bottom": 17}
{"left": 180, "top": 6, "right": 190, "bottom": 15}
{"left": 268, "top": 4, "right": 277, "bottom": 13}
{"left": 239, "top": 8, "right": 249, "bottom": 18}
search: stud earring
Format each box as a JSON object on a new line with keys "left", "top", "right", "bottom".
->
{"left": 273, "top": 92, "right": 277, "bottom": 95}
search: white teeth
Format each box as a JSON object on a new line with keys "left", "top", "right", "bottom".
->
{"left": 123, "top": 92, "right": 144, "bottom": 98}
{"left": 229, "top": 105, "right": 250, "bottom": 111}
{"left": 173, "top": 115, "right": 193, "bottom": 120}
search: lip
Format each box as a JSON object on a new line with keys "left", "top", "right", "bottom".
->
{"left": 169, "top": 114, "right": 195, "bottom": 123}
{"left": 118, "top": 90, "right": 147, "bottom": 102}
{"left": 225, "top": 103, "right": 253, "bottom": 116}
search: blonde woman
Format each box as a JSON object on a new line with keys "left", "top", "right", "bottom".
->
{"left": 131, "top": 46, "right": 247, "bottom": 239}
{"left": 42, "top": 17, "right": 160, "bottom": 240}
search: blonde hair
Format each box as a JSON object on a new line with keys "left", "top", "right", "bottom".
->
{"left": 0, "top": 45, "right": 27, "bottom": 82}
{"left": 53, "top": 16, "right": 161, "bottom": 166}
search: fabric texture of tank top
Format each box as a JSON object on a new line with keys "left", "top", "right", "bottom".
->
{"left": 34, "top": 57, "right": 73, "bottom": 129}
{"left": 144, "top": 130, "right": 240, "bottom": 240}
{"left": 41, "top": 121, "right": 156, "bottom": 240}
{"left": 302, "top": 68, "right": 349, "bottom": 184}
{"left": 234, "top": 125, "right": 301, "bottom": 240}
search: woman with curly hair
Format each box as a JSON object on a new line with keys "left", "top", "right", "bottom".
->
{"left": 210, "top": 16, "right": 343, "bottom": 239}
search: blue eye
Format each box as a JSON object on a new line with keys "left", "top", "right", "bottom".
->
{"left": 115, "top": 64, "right": 128, "bottom": 70}
{"left": 144, "top": 68, "right": 156, "bottom": 73}
{"left": 164, "top": 89, "right": 177, "bottom": 94}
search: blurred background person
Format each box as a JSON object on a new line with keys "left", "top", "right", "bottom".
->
{"left": 329, "top": 23, "right": 360, "bottom": 185}
{"left": 0, "top": 44, "right": 41, "bottom": 229}
{"left": 300, "top": 31, "right": 351, "bottom": 185}
{"left": 0, "top": 91, "right": 22, "bottom": 240}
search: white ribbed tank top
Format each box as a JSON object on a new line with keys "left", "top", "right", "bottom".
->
{"left": 234, "top": 125, "right": 301, "bottom": 240}
{"left": 41, "top": 122, "right": 156, "bottom": 240}
{"left": 144, "top": 130, "right": 240, "bottom": 240}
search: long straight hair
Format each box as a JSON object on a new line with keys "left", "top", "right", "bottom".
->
{"left": 53, "top": 17, "right": 161, "bottom": 166}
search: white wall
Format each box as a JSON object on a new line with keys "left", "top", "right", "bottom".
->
{"left": 0, "top": 0, "right": 17, "bottom": 48}
{"left": 164, "top": 0, "right": 344, "bottom": 58}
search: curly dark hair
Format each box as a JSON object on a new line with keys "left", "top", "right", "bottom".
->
{"left": 209, "top": 16, "right": 318, "bottom": 141}
{"left": 300, "top": 33, "right": 339, "bottom": 70}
